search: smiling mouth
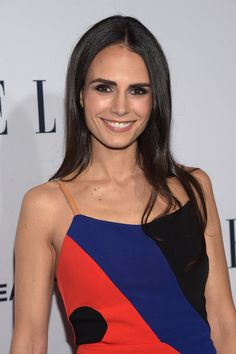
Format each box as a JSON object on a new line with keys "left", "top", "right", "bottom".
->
{"left": 105, "top": 120, "right": 133, "bottom": 128}
{"left": 102, "top": 118, "right": 135, "bottom": 132}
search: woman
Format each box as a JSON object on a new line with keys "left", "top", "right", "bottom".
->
{"left": 10, "top": 15, "right": 236, "bottom": 354}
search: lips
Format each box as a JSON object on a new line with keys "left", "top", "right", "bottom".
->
{"left": 101, "top": 118, "right": 135, "bottom": 132}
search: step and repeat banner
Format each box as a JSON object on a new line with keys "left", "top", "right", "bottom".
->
{"left": 1, "top": 1, "right": 235, "bottom": 353}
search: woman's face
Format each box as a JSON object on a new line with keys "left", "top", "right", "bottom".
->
{"left": 80, "top": 44, "right": 152, "bottom": 150}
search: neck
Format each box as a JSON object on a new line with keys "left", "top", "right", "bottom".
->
{"left": 85, "top": 139, "right": 142, "bottom": 182}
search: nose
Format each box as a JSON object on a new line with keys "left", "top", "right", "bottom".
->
{"left": 110, "top": 91, "right": 129, "bottom": 117}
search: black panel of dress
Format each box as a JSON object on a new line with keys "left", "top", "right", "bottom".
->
{"left": 142, "top": 200, "right": 209, "bottom": 323}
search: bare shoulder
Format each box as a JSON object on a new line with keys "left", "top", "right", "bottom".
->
{"left": 18, "top": 181, "right": 64, "bottom": 239}
{"left": 168, "top": 165, "right": 212, "bottom": 204}
{"left": 22, "top": 181, "right": 61, "bottom": 213}
{"left": 182, "top": 165, "right": 213, "bottom": 195}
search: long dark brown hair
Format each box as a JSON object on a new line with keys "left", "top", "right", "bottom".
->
{"left": 50, "top": 15, "right": 207, "bottom": 233}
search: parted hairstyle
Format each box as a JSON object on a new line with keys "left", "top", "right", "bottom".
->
{"left": 50, "top": 14, "right": 207, "bottom": 236}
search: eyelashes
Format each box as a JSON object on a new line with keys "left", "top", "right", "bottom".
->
{"left": 94, "top": 84, "right": 149, "bottom": 95}
{"left": 131, "top": 87, "right": 149, "bottom": 95}
{"left": 94, "top": 84, "right": 112, "bottom": 93}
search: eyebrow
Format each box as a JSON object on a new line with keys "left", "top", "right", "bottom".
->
{"left": 88, "top": 78, "right": 151, "bottom": 89}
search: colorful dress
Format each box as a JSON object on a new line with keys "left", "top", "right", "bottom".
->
{"left": 56, "top": 181, "right": 216, "bottom": 354}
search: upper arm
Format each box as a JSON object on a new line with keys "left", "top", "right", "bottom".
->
{"left": 191, "top": 169, "right": 236, "bottom": 330}
{"left": 11, "top": 184, "right": 56, "bottom": 352}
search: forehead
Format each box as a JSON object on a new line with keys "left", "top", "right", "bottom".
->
{"left": 85, "top": 44, "right": 150, "bottom": 83}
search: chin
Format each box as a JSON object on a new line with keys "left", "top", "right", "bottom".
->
{"left": 91, "top": 132, "right": 137, "bottom": 150}
{"left": 104, "top": 142, "right": 135, "bottom": 150}
{"left": 99, "top": 137, "right": 136, "bottom": 150}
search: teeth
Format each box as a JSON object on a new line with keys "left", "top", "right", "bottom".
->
{"left": 105, "top": 120, "right": 133, "bottom": 128}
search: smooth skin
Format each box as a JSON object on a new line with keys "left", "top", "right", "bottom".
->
{"left": 10, "top": 44, "right": 236, "bottom": 354}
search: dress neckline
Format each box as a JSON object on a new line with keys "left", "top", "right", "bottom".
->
{"left": 55, "top": 200, "right": 192, "bottom": 279}
{"left": 73, "top": 200, "right": 191, "bottom": 227}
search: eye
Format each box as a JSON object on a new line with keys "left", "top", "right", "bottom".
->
{"left": 130, "top": 87, "right": 149, "bottom": 95}
{"left": 94, "top": 84, "right": 112, "bottom": 93}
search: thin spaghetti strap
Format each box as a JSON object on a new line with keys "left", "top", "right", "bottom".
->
{"left": 56, "top": 180, "right": 80, "bottom": 215}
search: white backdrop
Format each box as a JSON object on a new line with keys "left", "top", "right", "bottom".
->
{"left": 0, "top": 1, "right": 235, "bottom": 353}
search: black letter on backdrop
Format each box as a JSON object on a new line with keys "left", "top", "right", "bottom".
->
{"left": 34, "top": 80, "right": 56, "bottom": 133}
{"left": 0, "top": 283, "right": 7, "bottom": 302}
{"left": 226, "top": 219, "right": 236, "bottom": 268}
{"left": 0, "top": 81, "right": 7, "bottom": 135}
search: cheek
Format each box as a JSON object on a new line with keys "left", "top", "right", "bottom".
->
{"left": 84, "top": 91, "right": 110, "bottom": 114}
{"left": 133, "top": 96, "right": 152, "bottom": 119}
{"left": 83, "top": 92, "right": 107, "bottom": 132}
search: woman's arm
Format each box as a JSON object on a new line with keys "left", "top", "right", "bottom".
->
{"left": 193, "top": 169, "right": 236, "bottom": 354}
{"left": 10, "top": 185, "right": 56, "bottom": 354}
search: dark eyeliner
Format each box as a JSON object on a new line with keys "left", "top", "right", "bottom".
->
{"left": 131, "top": 86, "right": 149, "bottom": 95}
{"left": 94, "top": 84, "right": 112, "bottom": 93}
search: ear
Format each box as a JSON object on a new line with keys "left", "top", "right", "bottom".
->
{"left": 80, "top": 90, "right": 84, "bottom": 108}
